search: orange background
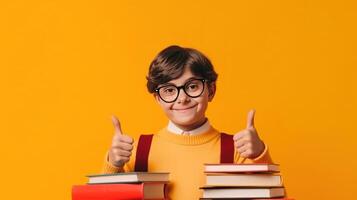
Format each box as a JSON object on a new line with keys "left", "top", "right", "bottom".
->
{"left": 1, "top": 0, "right": 356, "bottom": 199}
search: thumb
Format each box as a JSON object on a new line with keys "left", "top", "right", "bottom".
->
{"left": 111, "top": 115, "right": 123, "bottom": 135}
{"left": 246, "top": 109, "right": 256, "bottom": 129}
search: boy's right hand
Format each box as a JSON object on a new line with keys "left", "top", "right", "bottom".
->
{"left": 108, "top": 116, "right": 134, "bottom": 168}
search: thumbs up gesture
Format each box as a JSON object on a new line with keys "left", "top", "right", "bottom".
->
{"left": 108, "top": 116, "right": 134, "bottom": 167}
{"left": 233, "top": 110, "right": 265, "bottom": 159}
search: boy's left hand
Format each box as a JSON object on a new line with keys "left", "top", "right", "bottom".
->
{"left": 233, "top": 109, "right": 265, "bottom": 159}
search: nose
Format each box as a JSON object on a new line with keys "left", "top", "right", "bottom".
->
{"left": 177, "top": 87, "right": 190, "bottom": 104}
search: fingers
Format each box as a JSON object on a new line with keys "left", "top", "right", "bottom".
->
{"left": 109, "top": 138, "right": 134, "bottom": 167}
{"left": 240, "top": 149, "right": 254, "bottom": 158}
{"left": 121, "top": 135, "right": 134, "bottom": 144}
{"left": 234, "top": 130, "right": 252, "bottom": 148}
{"left": 109, "top": 151, "right": 130, "bottom": 167}
{"left": 111, "top": 116, "right": 134, "bottom": 143}
{"left": 109, "top": 115, "right": 135, "bottom": 167}
{"left": 237, "top": 143, "right": 251, "bottom": 154}
{"left": 111, "top": 148, "right": 132, "bottom": 157}
{"left": 109, "top": 140, "right": 134, "bottom": 167}
{"left": 235, "top": 137, "right": 249, "bottom": 149}
{"left": 236, "top": 141, "right": 254, "bottom": 158}
{"left": 112, "top": 142, "right": 133, "bottom": 151}
{"left": 113, "top": 134, "right": 134, "bottom": 144}
{"left": 233, "top": 123, "right": 264, "bottom": 159}
{"left": 112, "top": 115, "right": 123, "bottom": 135}
{"left": 233, "top": 130, "right": 247, "bottom": 141}
{"left": 233, "top": 109, "right": 256, "bottom": 141}
{"left": 246, "top": 109, "right": 256, "bottom": 129}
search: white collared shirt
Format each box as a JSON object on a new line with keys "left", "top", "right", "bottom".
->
{"left": 167, "top": 119, "right": 211, "bottom": 135}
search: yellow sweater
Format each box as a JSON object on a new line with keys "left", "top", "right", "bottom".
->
{"left": 102, "top": 126, "right": 273, "bottom": 199}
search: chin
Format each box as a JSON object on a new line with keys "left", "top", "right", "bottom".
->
{"left": 172, "top": 116, "right": 202, "bottom": 127}
{"left": 173, "top": 119, "right": 195, "bottom": 126}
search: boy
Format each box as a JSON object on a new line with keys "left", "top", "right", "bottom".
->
{"left": 102, "top": 45, "right": 273, "bottom": 199}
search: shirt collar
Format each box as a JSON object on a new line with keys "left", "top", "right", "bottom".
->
{"left": 167, "top": 119, "right": 211, "bottom": 135}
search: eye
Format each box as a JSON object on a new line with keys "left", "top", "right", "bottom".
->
{"left": 165, "top": 88, "right": 175, "bottom": 93}
{"left": 188, "top": 84, "right": 198, "bottom": 90}
{"left": 161, "top": 86, "right": 177, "bottom": 95}
{"left": 186, "top": 81, "right": 200, "bottom": 91}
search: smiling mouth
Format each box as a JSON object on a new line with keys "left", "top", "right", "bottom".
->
{"left": 173, "top": 105, "right": 197, "bottom": 111}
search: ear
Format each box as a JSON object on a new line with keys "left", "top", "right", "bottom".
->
{"left": 208, "top": 82, "right": 216, "bottom": 102}
{"left": 153, "top": 93, "right": 161, "bottom": 104}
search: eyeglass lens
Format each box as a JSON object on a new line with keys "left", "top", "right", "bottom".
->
{"left": 158, "top": 79, "right": 204, "bottom": 102}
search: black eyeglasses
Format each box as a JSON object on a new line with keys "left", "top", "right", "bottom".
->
{"left": 155, "top": 79, "right": 206, "bottom": 103}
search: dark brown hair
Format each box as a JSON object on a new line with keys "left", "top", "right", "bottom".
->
{"left": 146, "top": 45, "right": 218, "bottom": 93}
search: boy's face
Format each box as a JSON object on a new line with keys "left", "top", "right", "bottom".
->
{"left": 154, "top": 67, "right": 216, "bottom": 130}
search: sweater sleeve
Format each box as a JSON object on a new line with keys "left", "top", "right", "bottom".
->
{"left": 234, "top": 141, "right": 273, "bottom": 164}
{"left": 101, "top": 151, "right": 125, "bottom": 173}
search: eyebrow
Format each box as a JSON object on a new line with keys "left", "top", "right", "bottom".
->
{"left": 159, "top": 77, "right": 202, "bottom": 87}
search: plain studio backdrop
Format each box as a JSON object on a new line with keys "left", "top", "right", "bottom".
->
{"left": 0, "top": 0, "right": 356, "bottom": 199}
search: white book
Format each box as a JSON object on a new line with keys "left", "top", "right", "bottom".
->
{"left": 206, "top": 174, "right": 283, "bottom": 187}
{"left": 87, "top": 172, "right": 169, "bottom": 184}
{"left": 202, "top": 187, "right": 285, "bottom": 198}
{"left": 205, "top": 163, "right": 280, "bottom": 173}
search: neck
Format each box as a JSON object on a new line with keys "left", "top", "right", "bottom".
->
{"left": 173, "top": 117, "right": 208, "bottom": 132}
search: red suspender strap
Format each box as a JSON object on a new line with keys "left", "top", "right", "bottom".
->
{"left": 220, "top": 133, "right": 234, "bottom": 163}
{"left": 134, "top": 134, "right": 153, "bottom": 172}
{"left": 135, "top": 133, "right": 233, "bottom": 171}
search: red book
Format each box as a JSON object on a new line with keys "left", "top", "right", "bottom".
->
{"left": 72, "top": 183, "right": 168, "bottom": 200}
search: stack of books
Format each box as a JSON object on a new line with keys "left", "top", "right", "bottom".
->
{"left": 200, "top": 163, "right": 292, "bottom": 199}
{"left": 72, "top": 172, "right": 170, "bottom": 200}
